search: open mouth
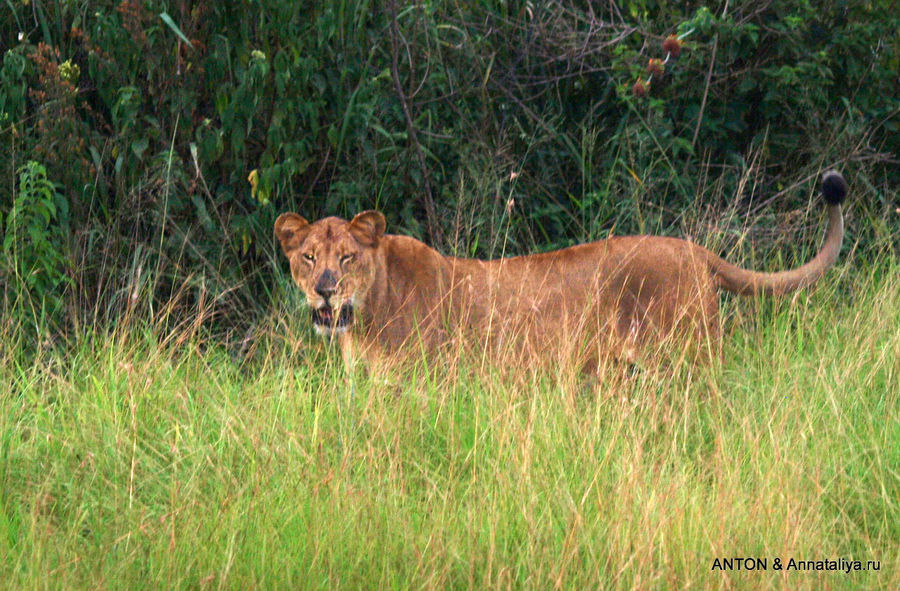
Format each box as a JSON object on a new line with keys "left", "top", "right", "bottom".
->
{"left": 311, "top": 304, "right": 353, "bottom": 330}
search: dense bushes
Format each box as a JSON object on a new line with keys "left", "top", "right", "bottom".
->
{"left": 1, "top": 1, "right": 898, "bottom": 341}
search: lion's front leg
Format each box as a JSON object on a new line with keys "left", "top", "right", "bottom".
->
{"left": 338, "top": 332, "right": 396, "bottom": 392}
{"left": 339, "top": 331, "right": 358, "bottom": 371}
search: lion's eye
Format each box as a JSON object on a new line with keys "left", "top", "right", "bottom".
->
{"left": 302, "top": 253, "right": 315, "bottom": 263}
{"left": 340, "top": 254, "right": 354, "bottom": 266}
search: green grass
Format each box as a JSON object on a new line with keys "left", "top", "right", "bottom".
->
{"left": 1, "top": 258, "right": 898, "bottom": 590}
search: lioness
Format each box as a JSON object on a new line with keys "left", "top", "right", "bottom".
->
{"left": 275, "top": 171, "right": 846, "bottom": 370}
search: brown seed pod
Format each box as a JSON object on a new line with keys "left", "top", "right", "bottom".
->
{"left": 647, "top": 58, "right": 665, "bottom": 77}
{"left": 663, "top": 35, "right": 682, "bottom": 58}
{"left": 632, "top": 80, "right": 649, "bottom": 97}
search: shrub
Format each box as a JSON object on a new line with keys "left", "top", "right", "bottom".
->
{"left": 2, "top": 161, "right": 71, "bottom": 315}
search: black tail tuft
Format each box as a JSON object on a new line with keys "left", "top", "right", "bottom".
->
{"left": 821, "top": 170, "right": 847, "bottom": 206}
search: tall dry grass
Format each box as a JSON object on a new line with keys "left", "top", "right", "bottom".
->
{"left": 1, "top": 236, "right": 897, "bottom": 588}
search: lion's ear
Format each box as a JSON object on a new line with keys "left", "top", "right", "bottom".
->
{"left": 274, "top": 212, "right": 310, "bottom": 256}
{"left": 348, "top": 210, "right": 386, "bottom": 246}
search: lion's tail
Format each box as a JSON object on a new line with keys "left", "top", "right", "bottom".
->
{"left": 708, "top": 171, "right": 847, "bottom": 296}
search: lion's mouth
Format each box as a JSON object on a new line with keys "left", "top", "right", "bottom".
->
{"left": 311, "top": 303, "right": 353, "bottom": 331}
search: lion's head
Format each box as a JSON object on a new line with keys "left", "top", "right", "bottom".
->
{"left": 275, "top": 211, "right": 386, "bottom": 336}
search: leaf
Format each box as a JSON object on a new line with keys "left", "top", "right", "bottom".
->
{"left": 738, "top": 77, "right": 757, "bottom": 93}
{"left": 28, "top": 225, "right": 44, "bottom": 246}
{"left": 131, "top": 137, "right": 149, "bottom": 160}
{"left": 159, "top": 12, "right": 194, "bottom": 48}
{"left": 670, "top": 137, "right": 695, "bottom": 156}
{"left": 190, "top": 194, "right": 215, "bottom": 233}
{"left": 89, "top": 145, "right": 103, "bottom": 169}
{"left": 43, "top": 199, "right": 56, "bottom": 219}
{"left": 54, "top": 192, "right": 69, "bottom": 222}
{"left": 326, "top": 125, "right": 339, "bottom": 149}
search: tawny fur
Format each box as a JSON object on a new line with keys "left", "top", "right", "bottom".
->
{"left": 275, "top": 172, "right": 846, "bottom": 370}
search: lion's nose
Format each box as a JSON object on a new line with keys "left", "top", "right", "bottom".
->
{"left": 315, "top": 285, "right": 336, "bottom": 299}
{"left": 315, "top": 269, "right": 337, "bottom": 300}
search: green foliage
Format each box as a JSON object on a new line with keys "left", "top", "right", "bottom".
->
{"left": 2, "top": 161, "right": 71, "bottom": 314}
{"left": 0, "top": 0, "right": 898, "bottom": 337}
{"left": 0, "top": 45, "right": 28, "bottom": 124}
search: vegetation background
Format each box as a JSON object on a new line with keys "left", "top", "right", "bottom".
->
{"left": 1, "top": 0, "right": 898, "bottom": 588}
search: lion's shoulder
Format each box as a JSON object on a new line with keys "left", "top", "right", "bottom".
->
{"left": 381, "top": 234, "right": 448, "bottom": 275}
